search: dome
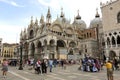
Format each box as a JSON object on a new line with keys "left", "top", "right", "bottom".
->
{"left": 72, "top": 10, "right": 86, "bottom": 30}
{"left": 90, "top": 17, "right": 102, "bottom": 28}
{"left": 90, "top": 9, "right": 102, "bottom": 28}
{"left": 73, "top": 18, "right": 86, "bottom": 29}
{"left": 55, "top": 15, "right": 70, "bottom": 24}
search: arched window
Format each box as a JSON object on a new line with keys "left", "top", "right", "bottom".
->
{"left": 29, "top": 30, "right": 34, "bottom": 39}
{"left": 111, "top": 36, "right": 115, "bottom": 45}
{"left": 117, "top": 35, "right": 120, "bottom": 44}
{"left": 117, "top": 12, "right": 120, "bottom": 23}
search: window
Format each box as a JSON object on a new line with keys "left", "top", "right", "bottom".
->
{"left": 117, "top": 12, "right": 120, "bottom": 23}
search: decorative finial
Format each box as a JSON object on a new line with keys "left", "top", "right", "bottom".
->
{"left": 76, "top": 9, "right": 81, "bottom": 19}
{"left": 40, "top": 14, "right": 44, "bottom": 24}
{"left": 60, "top": 7, "right": 64, "bottom": 17}
{"left": 30, "top": 16, "right": 33, "bottom": 25}
{"left": 95, "top": 8, "right": 100, "bottom": 18}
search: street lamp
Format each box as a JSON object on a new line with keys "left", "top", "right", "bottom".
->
{"left": 19, "top": 42, "right": 23, "bottom": 70}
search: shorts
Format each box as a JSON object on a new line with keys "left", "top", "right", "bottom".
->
{"left": 107, "top": 68, "right": 113, "bottom": 77}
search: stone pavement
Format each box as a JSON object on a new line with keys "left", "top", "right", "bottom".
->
{"left": 0, "top": 65, "right": 120, "bottom": 80}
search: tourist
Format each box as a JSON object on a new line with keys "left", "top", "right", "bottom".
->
{"left": 105, "top": 60, "right": 114, "bottom": 80}
{"left": 1, "top": 59, "right": 9, "bottom": 78}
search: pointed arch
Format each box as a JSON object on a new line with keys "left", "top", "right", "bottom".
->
{"left": 117, "top": 35, "right": 120, "bottom": 44}
{"left": 111, "top": 36, "right": 115, "bottom": 45}
{"left": 37, "top": 41, "right": 42, "bottom": 53}
{"left": 29, "top": 30, "right": 34, "bottom": 39}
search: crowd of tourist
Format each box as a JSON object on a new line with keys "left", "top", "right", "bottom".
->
{"left": 79, "top": 57, "right": 102, "bottom": 72}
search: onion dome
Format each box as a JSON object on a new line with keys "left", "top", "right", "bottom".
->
{"left": 73, "top": 10, "right": 86, "bottom": 30}
{"left": 60, "top": 7, "right": 64, "bottom": 18}
{"left": 90, "top": 8, "right": 102, "bottom": 28}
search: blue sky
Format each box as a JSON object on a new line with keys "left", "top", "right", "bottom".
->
{"left": 0, "top": 0, "right": 108, "bottom": 43}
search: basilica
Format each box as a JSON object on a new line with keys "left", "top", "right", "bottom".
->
{"left": 20, "top": 0, "right": 120, "bottom": 60}
{"left": 20, "top": 6, "right": 104, "bottom": 60}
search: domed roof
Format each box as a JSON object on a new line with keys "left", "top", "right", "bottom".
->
{"left": 90, "top": 9, "right": 102, "bottom": 28}
{"left": 54, "top": 15, "right": 70, "bottom": 24}
{"left": 90, "top": 18, "right": 102, "bottom": 26}
{"left": 73, "top": 10, "right": 86, "bottom": 29}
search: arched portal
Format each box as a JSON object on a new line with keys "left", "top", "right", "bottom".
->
{"left": 50, "top": 39, "right": 55, "bottom": 46}
{"left": 37, "top": 41, "right": 42, "bottom": 53}
{"left": 57, "top": 40, "right": 66, "bottom": 59}
{"left": 30, "top": 42, "right": 35, "bottom": 58}
{"left": 49, "top": 39, "right": 55, "bottom": 59}
{"left": 69, "top": 41, "right": 76, "bottom": 48}
{"left": 24, "top": 42, "right": 29, "bottom": 60}
{"left": 36, "top": 41, "right": 42, "bottom": 59}
{"left": 57, "top": 40, "right": 66, "bottom": 47}
{"left": 109, "top": 50, "right": 116, "bottom": 60}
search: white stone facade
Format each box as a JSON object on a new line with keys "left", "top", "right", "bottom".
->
{"left": 101, "top": 0, "right": 120, "bottom": 59}
{"left": 20, "top": 8, "right": 104, "bottom": 60}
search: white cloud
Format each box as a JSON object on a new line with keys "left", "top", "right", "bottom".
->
{"left": 0, "top": 24, "right": 24, "bottom": 43}
{"left": 37, "top": 0, "right": 60, "bottom": 9}
{"left": 0, "top": 0, "right": 24, "bottom": 7}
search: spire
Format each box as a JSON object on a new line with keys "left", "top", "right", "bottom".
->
{"left": 76, "top": 10, "right": 81, "bottom": 19}
{"left": 30, "top": 16, "right": 34, "bottom": 26}
{"left": 40, "top": 14, "right": 44, "bottom": 24}
{"left": 24, "top": 28, "right": 26, "bottom": 33}
{"left": 35, "top": 18, "right": 38, "bottom": 25}
{"left": 95, "top": 8, "right": 100, "bottom": 18}
{"left": 60, "top": 7, "right": 64, "bottom": 17}
{"left": 46, "top": 7, "right": 51, "bottom": 18}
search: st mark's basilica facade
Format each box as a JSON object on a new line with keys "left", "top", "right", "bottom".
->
{"left": 19, "top": 7, "right": 104, "bottom": 60}
{"left": 20, "top": 0, "right": 120, "bottom": 60}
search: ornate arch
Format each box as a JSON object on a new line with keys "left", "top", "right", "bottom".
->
{"left": 36, "top": 40, "right": 42, "bottom": 54}
{"left": 44, "top": 39, "right": 47, "bottom": 46}
{"left": 117, "top": 12, "right": 120, "bottom": 23}
{"left": 29, "top": 29, "right": 34, "bottom": 39}
{"left": 69, "top": 41, "right": 76, "bottom": 48}
{"left": 51, "top": 24, "right": 63, "bottom": 32}
{"left": 30, "top": 42, "right": 35, "bottom": 57}
{"left": 49, "top": 39, "right": 55, "bottom": 46}
{"left": 57, "top": 40, "right": 66, "bottom": 47}
{"left": 65, "top": 27, "right": 74, "bottom": 34}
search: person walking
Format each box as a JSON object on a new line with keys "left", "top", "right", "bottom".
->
{"left": 105, "top": 60, "right": 114, "bottom": 80}
{"left": 1, "top": 59, "right": 9, "bottom": 78}
{"left": 41, "top": 59, "right": 47, "bottom": 74}
{"left": 48, "top": 59, "right": 53, "bottom": 72}
{"left": 35, "top": 59, "right": 41, "bottom": 74}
